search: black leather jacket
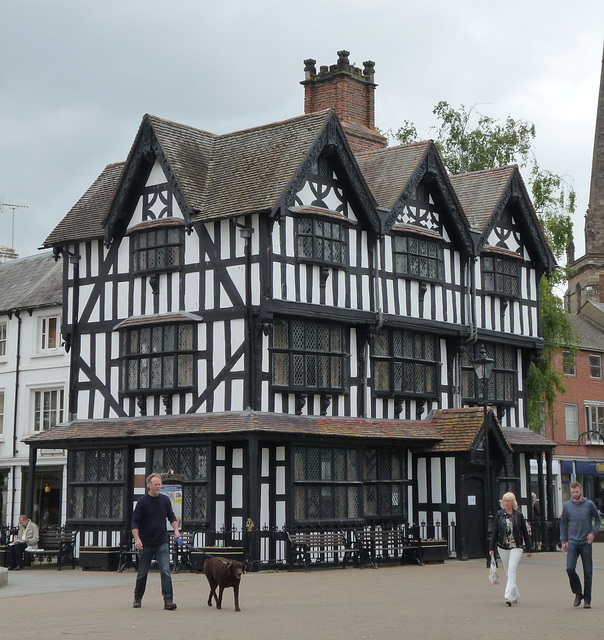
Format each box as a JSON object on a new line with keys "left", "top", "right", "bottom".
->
{"left": 489, "top": 508, "right": 532, "bottom": 553}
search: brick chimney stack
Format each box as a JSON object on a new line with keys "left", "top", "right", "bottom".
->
{"left": 301, "top": 51, "right": 387, "bottom": 154}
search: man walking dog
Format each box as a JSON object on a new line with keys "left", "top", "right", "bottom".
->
{"left": 132, "top": 473, "right": 181, "bottom": 610}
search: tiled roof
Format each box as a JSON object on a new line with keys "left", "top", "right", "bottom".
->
{"left": 449, "top": 166, "right": 516, "bottom": 232}
{"left": 0, "top": 252, "right": 62, "bottom": 312}
{"left": 43, "top": 162, "right": 124, "bottom": 247}
{"left": 355, "top": 142, "right": 432, "bottom": 208}
{"left": 428, "top": 407, "right": 493, "bottom": 452}
{"left": 44, "top": 111, "right": 335, "bottom": 248}
{"left": 23, "top": 410, "right": 443, "bottom": 446}
{"left": 501, "top": 427, "right": 556, "bottom": 449}
{"left": 570, "top": 311, "right": 604, "bottom": 351}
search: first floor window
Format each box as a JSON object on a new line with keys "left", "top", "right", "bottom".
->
{"left": 41, "top": 316, "right": 60, "bottom": 351}
{"left": 151, "top": 446, "right": 210, "bottom": 524}
{"left": 586, "top": 403, "right": 604, "bottom": 440}
{"left": 462, "top": 343, "right": 516, "bottom": 404}
{"left": 565, "top": 403, "right": 579, "bottom": 441}
{"left": 0, "top": 322, "right": 6, "bottom": 357}
{"left": 69, "top": 449, "right": 125, "bottom": 521}
{"left": 372, "top": 328, "right": 438, "bottom": 398}
{"left": 589, "top": 354, "right": 602, "bottom": 379}
{"left": 482, "top": 255, "right": 520, "bottom": 297}
{"left": 120, "top": 323, "right": 194, "bottom": 395}
{"left": 293, "top": 446, "right": 408, "bottom": 522}
{"left": 271, "top": 319, "right": 346, "bottom": 391}
{"left": 34, "top": 389, "right": 64, "bottom": 431}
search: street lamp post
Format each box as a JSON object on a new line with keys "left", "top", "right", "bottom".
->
{"left": 472, "top": 344, "right": 495, "bottom": 562}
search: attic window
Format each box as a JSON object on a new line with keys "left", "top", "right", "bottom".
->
{"left": 296, "top": 217, "right": 348, "bottom": 266}
{"left": 131, "top": 224, "right": 184, "bottom": 274}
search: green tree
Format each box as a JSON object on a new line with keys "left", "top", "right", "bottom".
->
{"left": 386, "top": 102, "right": 576, "bottom": 433}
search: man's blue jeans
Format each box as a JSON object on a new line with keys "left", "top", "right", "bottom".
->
{"left": 566, "top": 540, "right": 593, "bottom": 603}
{"left": 134, "top": 542, "right": 173, "bottom": 602}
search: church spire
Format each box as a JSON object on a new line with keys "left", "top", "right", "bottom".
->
{"left": 585, "top": 42, "right": 604, "bottom": 255}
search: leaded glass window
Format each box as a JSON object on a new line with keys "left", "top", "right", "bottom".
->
{"left": 132, "top": 226, "right": 183, "bottom": 274}
{"left": 69, "top": 449, "right": 125, "bottom": 522}
{"left": 271, "top": 319, "right": 347, "bottom": 391}
{"left": 372, "top": 329, "right": 438, "bottom": 398}
{"left": 461, "top": 343, "right": 517, "bottom": 404}
{"left": 296, "top": 217, "right": 347, "bottom": 266}
{"left": 482, "top": 255, "right": 520, "bottom": 297}
{"left": 120, "top": 323, "right": 195, "bottom": 395}
{"left": 393, "top": 235, "right": 443, "bottom": 281}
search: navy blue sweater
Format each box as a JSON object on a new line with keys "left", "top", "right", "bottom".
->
{"left": 131, "top": 493, "right": 176, "bottom": 546}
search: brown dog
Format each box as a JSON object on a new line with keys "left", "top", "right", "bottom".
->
{"left": 204, "top": 556, "right": 246, "bottom": 612}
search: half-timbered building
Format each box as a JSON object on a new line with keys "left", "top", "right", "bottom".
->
{"left": 24, "top": 51, "right": 556, "bottom": 562}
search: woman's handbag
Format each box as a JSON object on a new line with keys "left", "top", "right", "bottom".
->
{"left": 489, "top": 555, "right": 499, "bottom": 585}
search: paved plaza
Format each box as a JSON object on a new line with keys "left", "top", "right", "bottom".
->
{"left": 2, "top": 547, "right": 604, "bottom": 639}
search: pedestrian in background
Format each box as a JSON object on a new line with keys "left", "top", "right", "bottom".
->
{"left": 560, "top": 481, "right": 601, "bottom": 609}
{"left": 489, "top": 492, "right": 532, "bottom": 606}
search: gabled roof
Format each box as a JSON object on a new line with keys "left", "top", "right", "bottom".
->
{"left": 44, "top": 110, "right": 380, "bottom": 248}
{"left": 450, "top": 165, "right": 556, "bottom": 273}
{"left": 427, "top": 407, "right": 508, "bottom": 452}
{"left": 356, "top": 141, "right": 474, "bottom": 255}
{"left": 571, "top": 305, "right": 604, "bottom": 351}
{"left": 0, "top": 252, "right": 62, "bottom": 312}
{"left": 43, "top": 162, "right": 124, "bottom": 247}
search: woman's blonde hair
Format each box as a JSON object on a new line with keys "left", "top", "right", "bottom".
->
{"left": 500, "top": 492, "right": 518, "bottom": 509}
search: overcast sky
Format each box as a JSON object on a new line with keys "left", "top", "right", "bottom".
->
{"left": 1, "top": 1, "right": 603, "bottom": 264}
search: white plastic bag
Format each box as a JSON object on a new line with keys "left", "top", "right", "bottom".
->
{"left": 489, "top": 556, "right": 499, "bottom": 585}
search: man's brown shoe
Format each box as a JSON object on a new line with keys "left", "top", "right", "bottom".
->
{"left": 164, "top": 600, "right": 177, "bottom": 610}
{"left": 133, "top": 599, "right": 141, "bottom": 608}
{"left": 573, "top": 594, "right": 583, "bottom": 607}
{"left": 584, "top": 601, "right": 591, "bottom": 609}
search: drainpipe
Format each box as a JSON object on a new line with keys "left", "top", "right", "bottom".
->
{"left": 11, "top": 310, "right": 22, "bottom": 459}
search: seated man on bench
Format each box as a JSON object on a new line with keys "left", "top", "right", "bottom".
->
{"left": 7, "top": 515, "right": 39, "bottom": 570}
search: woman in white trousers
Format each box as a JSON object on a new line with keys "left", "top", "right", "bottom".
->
{"left": 489, "top": 492, "right": 533, "bottom": 605}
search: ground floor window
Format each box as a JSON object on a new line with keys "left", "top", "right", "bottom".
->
{"left": 69, "top": 449, "right": 125, "bottom": 522}
{"left": 293, "top": 446, "right": 408, "bottom": 522}
{"left": 151, "top": 446, "right": 210, "bottom": 525}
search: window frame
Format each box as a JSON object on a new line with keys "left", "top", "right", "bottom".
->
{"left": 295, "top": 216, "right": 348, "bottom": 268}
{"left": 562, "top": 350, "right": 576, "bottom": 376}
{"left": 564, "top": 403, "right": 579, "bottom": 441}
{"left": 482, "top": 254, "right": 521, "bottom": 298}
{"left": 33, "top": 388, "right": 65, "bottom": 432}
{"left": 39, "top": 315, "right": 61, "bottom": 353}
{"left": 392, "top": 233, "right": 444, "bottom": 282}
{"left": 461, "top": 343, "right": 517, "bottom": 406}
{"left": 589, "top": 354, "right": 602, "bottom": 379}
{"left": 119, "top": 322, "right": 196, "bottom": 396}
{"left": 372, "top": 328, "right": 439, "bottom": 399}
{"left": 130, "top": 224, "right": 184, "bottom": 275}
{"left": 585, "top": 402, "right": 604, "bottom": 443}
{"left": 270, "top": 318, "right": 348, "bottom": 393}
{"left": 0, "top": 321, "right": 6, "bottom": 358}
{"left": 68, "top": 449, "right": 126, "bottom": 524}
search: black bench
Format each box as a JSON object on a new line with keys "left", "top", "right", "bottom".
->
{"left": 286, "top": 531, "right": 360, "bottom": 571}
{"left": 26, "top": 529, "right": 77, "bottom": 570}
{"left": 354, "top": 527, "right": 424, "bottom": 568}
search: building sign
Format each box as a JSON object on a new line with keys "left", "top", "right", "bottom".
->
{"left": 161, "top": 484, "right": 182, "bottom": 529}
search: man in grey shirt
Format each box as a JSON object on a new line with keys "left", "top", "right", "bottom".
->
{"left": 560, "top": 481, "right": 602, "bottom": 608}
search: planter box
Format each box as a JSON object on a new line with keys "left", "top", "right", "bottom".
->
{"left": 79, "top": 546, "right": 121, "bottom": 571}
{"left": 190, "top": 547, "right": 244, "bottom": 572}
{"left": 421, "top": 541, "right": 448, "bottom": 563}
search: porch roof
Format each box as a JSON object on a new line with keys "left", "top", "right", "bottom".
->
{"left": 500, "top": 426, "right": 557, "bottom": 450}
{"left": 23, "top": 410, "right": 445, "bottom": 447}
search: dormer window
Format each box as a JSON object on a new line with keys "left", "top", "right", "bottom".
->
{"left": 482, "top": 255, "right": 520, "bottom": 297}
{"left": 296, "top": 216, "right": 347, "bottom": 267}
{"left": 393, "top": 234, "right": 443, "bottom": 281}
{"left": 131, "top": 223, "right": 184, "bottom": 274}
